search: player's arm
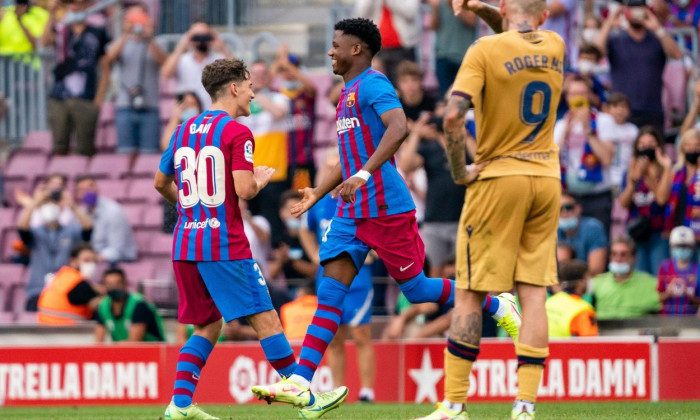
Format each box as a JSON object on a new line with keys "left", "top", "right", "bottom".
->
{"left": 233, "top": 167, "right": 276, "bottom": 200}
{"left": 443, "top": 95, "right": 488, "bottom": 185}
{"left": 455, "top": 0, "right": 503, "bottom": 34}
{"left": 127, "top": 323, "right": 148, "bottom": 342}
{"left": 94, "top": 324, "right": 107, "bottom": 342}
{"left": 413, "top": 311, "right": 452, "bottom": 339}
{"left": 154, "top": 171, "right": 178, "bottom": 204}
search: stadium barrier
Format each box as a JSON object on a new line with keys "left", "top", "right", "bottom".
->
{"left": 0, "top": 336, "right": 697, "bottom": 406}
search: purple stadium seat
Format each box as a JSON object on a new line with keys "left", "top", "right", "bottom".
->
{"left": 160, "top": 77, "right": 177, "bottom": 98}
{"left": 133, "top": 230, "right": 153, "bottom": 252}
{"left": 121, "top": 203, "right": 145, "bottom": 228}
{"left": 96, "top": 179, "right": 129, "bottom": 202}
{"left": 119, "top": 261, "right": 157, "bottom": 289}
{"left": 88, "top": 154, "right": 131, "bottom": 179}
{"left": 99, "top": 101, "right": 115, "bottom": 126}
{"left": 142, "top": 205, "right": 164, "bottom": 230}
{"left": 131, "top": 154, "right": 162, "bottom": 178}
{"left": 0, "top": 207, "right": 17, "bottom": 235}
{"left": 0, "top": 312, "right": 14, "bottom": 323}
{"left": 4, "top": 154, "right": 49, "bottom": 182}
{"left": 141, "top": 277, "right": 177, "bottom": 308}
{"left": 126, "top": 178, "right": 160, "bottom": 204}
{"left": 2, "top": 179, "right": 31, "bottom": 208}
{"left": 96, "top": 125, "right": 118, "bottom": 153}
{"left": 10, "top": 284, "right": 27, "bottom": 314}
{"left": 0, "top": 264, "right": 24, "bottom": 311}
{"left": 2, "top": 230, "right": 20, "bottom": 263}
{"left": 19, "top": 131, "right": 53, "bottom": 154}
{"left": 159, "top": 98, "right": 176, "bottom": 122}
{"left": 46, "top": 155, "right": 90, "bottom": 180}
{"left": 142, "top": 233, "right": 172, "bottom": 258}
{"left": 14, "top": 311, "right": 37, "bottom": 324}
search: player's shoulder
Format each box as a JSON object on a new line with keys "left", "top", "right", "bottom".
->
{"left": 363, "top": 68, "right": 392, "bottom": 84}
{"left": 222, "top": 118, "right": 253, "bottom": 138}
{"left": 538, "top": 29, "right": 566, "bottom": 49}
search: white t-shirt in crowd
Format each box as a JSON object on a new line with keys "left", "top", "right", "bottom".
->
{"left": 175, "top": 51, "right": 225, "bottom": 109}
{"left": 596, "top": 112, "right": 639, "bottom": 187}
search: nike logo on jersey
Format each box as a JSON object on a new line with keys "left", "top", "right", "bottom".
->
{"left": 399, "top": 262, "right": 415, "bottom": 272}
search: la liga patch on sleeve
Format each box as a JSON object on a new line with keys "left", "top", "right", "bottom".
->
{"left": 244, "top": 140, "right": 254, "bottom": 163}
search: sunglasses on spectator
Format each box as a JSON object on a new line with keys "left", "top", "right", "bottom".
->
{"left": 560, "top": 204, "right": 575, "bottom": 211}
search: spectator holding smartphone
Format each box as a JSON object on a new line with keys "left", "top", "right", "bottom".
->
{"left": 105, "top": 2, "right": 166, "bottom": 158}
{"left": 161, "top": 21, "right": 231, "bottom": 109}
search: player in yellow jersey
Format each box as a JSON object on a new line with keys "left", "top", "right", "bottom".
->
{"left": 416, "top": 1, "right": 563, "bottom": 420}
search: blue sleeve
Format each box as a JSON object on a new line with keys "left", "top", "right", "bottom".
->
{"left": 584, "top": 218, "right": 609, "bottom": 251}
{"left": 306, "top": 205, "right": 319, "bottom": 234}
{"left": 466, "top": 120, "right": 476, "bottom": 138}
{"left": 621, "top": 170, "right": 628, "bottom": 191}
{"left": 158, "top": 130, "right": 176, "bottom": 175}
{"left": 367, "top": 74, "right": 402, "bottom": 116}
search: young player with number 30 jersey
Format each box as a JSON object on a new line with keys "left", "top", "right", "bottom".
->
{"left": 155, "top": 59, "right": 344, "bottom": 420}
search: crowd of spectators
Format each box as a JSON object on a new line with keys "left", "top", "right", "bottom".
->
{"left": 2, "top": 0, "right": 700, "bottom": 347}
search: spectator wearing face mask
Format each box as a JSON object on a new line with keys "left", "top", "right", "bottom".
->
{"left": 161, "top": 21, "right": 230, "bottom": 109}
{"left": 618, "top": 126, "right": 672, "bottom": 275}
{"left": 572, "top": 44, "right": 607, "bottom": 109}
{"left": 557, "top": 192, "right": 608, "bottom": 276}
{"left": 657, "top": 226, "right": 700, "bottom": 315}
{"left": 104, "top": 2, "right": 166, "bottom": 158}
{"left": 666, "top": 128, "right": 700, "bottom": 252}
{"left": 74, "top": 174, "right": 137, "bottom": 264}
{"left": 37, "top": 242, "right": 105, "bottom": 324}
{"left": 592, "top": 236, "right": 661, "bottom": 320}
{"left": 271, "top": 44, "right": 317, "bottom": 191}
{"left": 14, "top": 173, "right": 75, "bottom": 228}
{"left": 94, "top": 268, "right": 166, "bottom": 342}
{"left": 18, "top": 183, "right": 93, "bottom": 311}
{"left": 160, "top": 91, "right": 202, "bottom": 152}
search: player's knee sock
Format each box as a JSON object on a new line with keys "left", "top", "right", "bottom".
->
{"left": 399, "top": 273, "right": 453, "bottom": 305}
{"left": 515, "top": 342, "right": 549, "bottom": 403}
{"left": 482, "top": 294, "right": 500, "bottom": 316}
{"left": 293, "top": 277, "right": 349, "bottom": 385}
{"left": 261, "top": 332, "right": 297, "bottom": 378}
{"left": 443, "top": 338, "right": 479, "bottom": 407}
{"left": 172, "top": 335, "right": 214, "bottom": 408}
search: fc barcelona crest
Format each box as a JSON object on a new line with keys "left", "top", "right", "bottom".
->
{"left": 346, "top": 92, "right": 356, "bottom": 108}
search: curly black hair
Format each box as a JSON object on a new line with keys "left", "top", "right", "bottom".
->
{"left": 334, "top": 17, "right": 382, "bottom": 57}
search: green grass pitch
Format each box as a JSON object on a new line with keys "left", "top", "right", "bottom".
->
{"left": 1, "top": 401, "right": 700, "bottom": 420}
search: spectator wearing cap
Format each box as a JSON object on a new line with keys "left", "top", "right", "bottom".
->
{"left": 547, "top": 259, "right": 598, "bottom": 337}
{"left": 657, "top": 226, "right": 700, "bottom": 315}
{"left": 594, "top": 1, "right": 682, "bottom": 133}
{"left": 104, "top": 2, "right": 166, "bottom": 158}
{"left": 271, "top": 44, "right": 317, "bottom": 191}
{"left": 618, "top": 126, "right": 673, "bottom": 275}
{"left": 161, "top": 20, "right": 230, "bottom": 109}
{"left": 592, "top": 236, "right": 661, "bottom": 320}
{"left": 75, "top": 175, "right": 137, "bottom": 264}
{"left": 557, "top": 192, "right": 608, "bottom": 276}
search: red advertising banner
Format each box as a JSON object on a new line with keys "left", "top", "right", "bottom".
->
{"left": 657, "top": 338, "right": 700, "bottom": 401}
{"left": 0, "top": 337, "right": 695, "bottom": 406}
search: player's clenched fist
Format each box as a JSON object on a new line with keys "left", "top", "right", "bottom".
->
{"left": 452, "top": 0, "right": 486, "bottom": 15}
{"left": 253, "top": 166, "right": 275, "bottom": 189}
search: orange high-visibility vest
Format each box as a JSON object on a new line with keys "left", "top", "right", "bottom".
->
{"left": 280, "top": 295, "right": 318, "bottom": 340}
{"left": 37, "top": 266, "right": 93, "bottom": 325}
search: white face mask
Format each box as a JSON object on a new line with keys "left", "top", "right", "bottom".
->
{"left": 582, "top": 28, "right": 600, "bottom": 44}
{"left": 577, "top": 59, "right": 596, "bottom": 75}
{"left": 40, "top": 203, "right": 61, "bottom": 224}
{"left": 79, "top": 262, "right": 97, "bottom": 280}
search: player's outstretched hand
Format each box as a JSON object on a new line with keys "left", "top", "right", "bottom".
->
{"left": 337, "top": 176, "right": 366, "bottom": 205}
{"left": 455, "top": 161, "right": 490, "bottom": 186}
{"left": 253, "top": 166, "right": 276, "bottom": 190}
{"left": 291, "top": 187, "right": 319, "bottom": 217}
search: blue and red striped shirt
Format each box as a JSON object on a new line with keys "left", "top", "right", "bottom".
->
{"left": 657, "top": 258, "right": 699, "bottom": 315}
{"left": 159, "top": 110, "right": 254, "bottom": 261}
{"left": 336, "top": 67, "right": 414, "bottom": 219}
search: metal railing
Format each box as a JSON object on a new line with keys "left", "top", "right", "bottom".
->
{"left": 0, "top": 55, "right": 49, "bottom": 144}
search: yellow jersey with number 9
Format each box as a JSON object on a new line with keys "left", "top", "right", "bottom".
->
{"left": 451, "top": 30, "right": 564, "bottom": 180}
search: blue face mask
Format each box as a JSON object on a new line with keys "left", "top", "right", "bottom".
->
{"left": 608, "top": 261, "right": 631, "bottom": 275}
{"left": 180, "top": 108, "right": 199, "bottom": 122}
{"left": 558, "top": 217, "right": 579, "bottom": 231}
{"left": 672, "top": 247, "right": 694, "bottom": 262}
{"left": 283, "top": 80, "right": 301, "bottom": 91}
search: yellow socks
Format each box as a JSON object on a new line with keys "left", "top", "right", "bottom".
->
{"left": 443, "top": 338, "right": 480, "bottom": 404}
{"left": 515, "top": 342, "right": 549, "bottom": 402}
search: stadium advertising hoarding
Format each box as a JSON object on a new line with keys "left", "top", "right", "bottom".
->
{"left": 0, "top": 338, "right": 696, "bottom": 406}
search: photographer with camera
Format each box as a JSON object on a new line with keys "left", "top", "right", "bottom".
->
{"left": 17, "top": 178, "right": 93, "bottom": 311}
{"left": 161, "top": 21, "right": 231, "bottom": 109}
{"left": 594, "top": 0, "right": 682, "bottom": 134}
{"left": 104, "top": 2, "right": 165, "bottom": 157}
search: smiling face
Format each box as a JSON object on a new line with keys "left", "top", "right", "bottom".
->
{"left": 328, "top": 30, "right": 358, "bottom": 76}
{"left": 234, "top": 76, "right": 255, "bottom": 117}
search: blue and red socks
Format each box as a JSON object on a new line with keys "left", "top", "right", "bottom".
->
{"left": 291, "top": 276, "right": 349, "bottom": 386}
{"left": 172, "top": 334, "right": 214, "bottom": 408}
{"left": 261, "top": 332, "right": 297, "bottom": 378}
{"left": 482, "top": 294, "right": 500, "bottom": 316}
{"left": 399, "top": 272, "right": 454, "bottom": 305}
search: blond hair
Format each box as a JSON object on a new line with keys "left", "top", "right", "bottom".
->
{"left": 505, "top": 0, "right": 547, "bottom": 15}
{"left": 677, "top": 128, "right": 700, "bottom": 169}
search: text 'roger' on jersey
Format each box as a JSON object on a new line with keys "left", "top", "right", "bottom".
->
{"left": 158, "top": 110, "right": 256, "bottom": 262}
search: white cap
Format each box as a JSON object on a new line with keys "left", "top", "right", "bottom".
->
{"left": 670, "top": 226, "right": 695, "bottom": 247}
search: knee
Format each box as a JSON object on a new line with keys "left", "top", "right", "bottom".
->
{"left": 194, "top": 318, "right": 223, "bottom": 343}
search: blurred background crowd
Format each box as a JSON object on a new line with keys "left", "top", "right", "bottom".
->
{"left": 0, "top": 0, "right": 700, "bottom": 348}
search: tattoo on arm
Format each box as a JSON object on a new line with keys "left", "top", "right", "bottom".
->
{"left": 445, "top": 96, "right": 471, "bottom": 181}
{"left": 449, "top": 311, "right": 482, "bottom": 346}
{"left": 476, "top": 3, "right": 503, "bottom": 34}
